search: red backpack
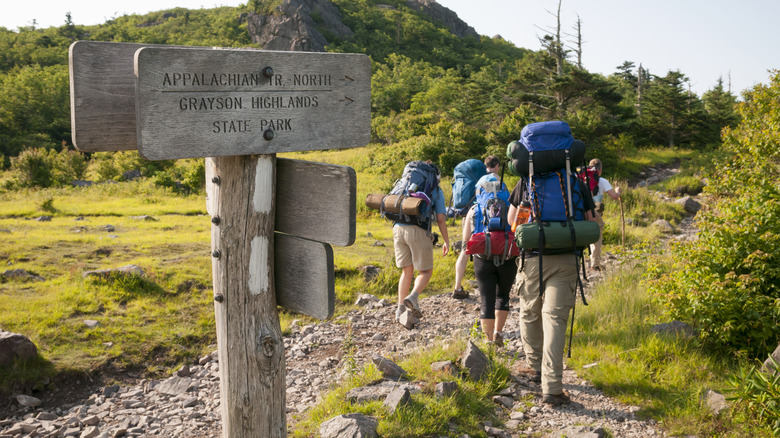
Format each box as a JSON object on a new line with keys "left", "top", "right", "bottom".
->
{"left": 579, "top": 166, "right": 600, "bottom": 196}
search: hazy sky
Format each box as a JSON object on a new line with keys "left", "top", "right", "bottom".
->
{"left": 3, "top": 0, "right": 777, "bottom": 97}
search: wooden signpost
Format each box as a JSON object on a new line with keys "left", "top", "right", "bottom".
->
{"left": 69, "top": 41, "right": 370, "bottom": 437}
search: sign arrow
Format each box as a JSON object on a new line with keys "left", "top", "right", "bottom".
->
{"left": 340, "top": 96, "right": 355, "bottom": 105}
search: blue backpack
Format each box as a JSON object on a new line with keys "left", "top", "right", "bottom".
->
{"left": 465, "top": 174, "right": 519, "bottom": 265}
{"left": 449, "top": 159, "right": 487, "bottom": 217}
{"left": 508, "top": 121, "right": 599, "bottom": 302}
{"left": 507, "top": 121, "right": 586, "bottom": 177}
{"left": 383, "top": 160, "right": 441, "bottom": 230}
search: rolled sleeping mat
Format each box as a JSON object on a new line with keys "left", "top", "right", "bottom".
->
{"left": 515, "top": 220, "right": 600, "bottom": 249}
{"left": 365, "top": 193, "right": 424, "bottom": 216}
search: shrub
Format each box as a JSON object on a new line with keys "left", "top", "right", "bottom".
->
{"left": 52, "top": 147, "right": 88, "bottom": 184}
{"left": 152, "top": 158, "right": 205, "bottom": 194}
{"left": 11, "top": 147, "right": 54, "bottom": 187}
{"left": 646, "top": 72, "right": 780, "bottom": 360}
{"left": 89, "top": 152, "right": 123, "bottom": 181}
{"left": 10, "top": 146, "right": 89, "bottom": 188}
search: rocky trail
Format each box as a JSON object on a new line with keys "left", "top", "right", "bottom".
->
{"left": 0, "top": 165, "right": 702, "bottom": 438}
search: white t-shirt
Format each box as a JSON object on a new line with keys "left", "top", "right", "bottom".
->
{"left": 594, "top": 178, "right": 613, "bottom": 203}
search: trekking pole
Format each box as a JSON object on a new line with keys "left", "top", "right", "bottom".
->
{"left": 619, "top": 194, "right": 626, "bottom": 248}
{"left": 567, "top": 301, "right": 575, "bottom": 358}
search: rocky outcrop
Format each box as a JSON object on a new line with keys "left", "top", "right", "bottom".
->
{"left": 246, "top": 0, "right": 477, "bottom": 52}
{"left": 405, "top": 0, "right": 478, "bottom": 38}
{"left": 246, "top": 0, "right": 353, "bottom": 52}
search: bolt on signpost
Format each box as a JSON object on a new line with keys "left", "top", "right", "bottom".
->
{"left": 70, "top": 41, "right": 370, "bottom": 437}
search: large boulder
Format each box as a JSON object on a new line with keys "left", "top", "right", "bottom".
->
{"left": 319, "top": 413, "right": 378, "bottom": 438}
{"left": 0, "top": 330, "right": 38, "bottom": 367}
{"left": 405, "top": 0, "right": 479, "bottom": 38}
{"left": 762, "top": 343, "right": 780, "bottom": 374}
{"left": 461, "top": 340, "right": 490, "bottom": 381}
{"left": 675, "top": 196, "right": 702, "bottom": 214}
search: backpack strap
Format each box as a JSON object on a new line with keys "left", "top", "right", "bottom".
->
{"left": 528, "top": 151, "right": 545, "bottom": 297}
{"left": 500, "top": 231, "right": 510, "bottom": 266}
{"left": 564, "top": 150, "right": 578, "bottom": 254}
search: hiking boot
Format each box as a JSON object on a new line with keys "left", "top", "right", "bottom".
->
{"left": 493, "top": 331, "right": 504, "bottom": 348}
{"left": 513, "top": 363, "right": 542, "bottom": 384}
{"left": 452, "top": 288, "right": 469, "bottom": 299}
{"left": 395, "top": 307, "right": 405, "bottom": 322}
{"left": 403, "top": 294, "right": 422, "bottom": 318}
{"left": 542, "top": 391, "right": 571, "bottom": 406}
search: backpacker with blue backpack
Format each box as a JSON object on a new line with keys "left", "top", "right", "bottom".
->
{"left": 448, "top": 159, "right": 487, "bottom": 218}
{"left": 465, "top": 173, "right": 520, "bottom": 266}
{"left": 507, "top": 121, "right": 599, "bottom": 357}
{"left": 378, "top": 160, "right": 441, "bottom": 233}
{"left": 507, "top": 121, "right": 599, "bottom": 301}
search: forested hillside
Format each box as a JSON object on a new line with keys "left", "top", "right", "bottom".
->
{"left": 0, "top": 0, "right": 738, "bottom": 177}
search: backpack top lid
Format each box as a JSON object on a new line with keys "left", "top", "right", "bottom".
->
{"left": 520, "top": 120, "right": 573, "bottom": 152}
{"left": 476, "top": 172, "right": 500, "bottom": 191}
{"left": 451, "top": 159, "right": 488, "bottom": 210}
{"left": 454, "top": 159, "right": 488, "bottom": 182}
{"left": 394, "top": 160, "right": 440, "bottom": 196}
{"left": 507, "top": 121, "right": 585, "bottom": 177}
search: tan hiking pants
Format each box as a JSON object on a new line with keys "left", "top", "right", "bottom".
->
{"left": 516, "top": 253, "right": 577, "bottom": 394}
{"left": 589, "top": 211, "right": 606, "bottom": 268}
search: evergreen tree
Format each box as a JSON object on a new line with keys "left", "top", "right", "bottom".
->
{"left": 701, "top": 77, "right": 739, "bottom": 144}
{"left": 640, "top": 70, "right": 697, "bottom": 147}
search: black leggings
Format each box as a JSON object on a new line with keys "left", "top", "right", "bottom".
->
{"left": 473, "top": 256, "right": 517, "bottom": 319}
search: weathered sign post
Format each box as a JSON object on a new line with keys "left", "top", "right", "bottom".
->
{"left": 69, "top": 41, "right": 370, "bottom": 436}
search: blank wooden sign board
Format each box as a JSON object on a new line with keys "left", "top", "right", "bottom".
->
{"left": 69, "top": 41, "right": 195, "bottom": 152}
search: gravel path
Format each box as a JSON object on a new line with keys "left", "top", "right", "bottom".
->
{"left": 0, "top": 258, "right": 670, "bottom": 438}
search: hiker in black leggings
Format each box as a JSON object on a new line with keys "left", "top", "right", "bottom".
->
{"left": 463, "top": 205, "right": 517, "bottom": 346}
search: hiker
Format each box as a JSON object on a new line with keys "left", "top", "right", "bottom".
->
{"left": 462, "top": 173, "right": 517, "bottom": 346}
{"left": 452, "top": 156, "right": 501, "bottom": 299}
{"left": 392, "top": 161, "right": 450, "bottom": 325}
{"left": 505, "top": 122, "right": 601, "bottom": 406}
{"left": 484, "top": 155, "right": 501, "bottom": 176}
{"left": 586, "top": 158, "right": 621, "bottom": 271}
{"left": 507, "top": 174, "right": 598, "bottom": 405}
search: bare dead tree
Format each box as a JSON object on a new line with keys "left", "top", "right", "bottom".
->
{"left": 568, "top": 15, "right": 583, "bottom": 69}
{"left": 535, "top": 0, "right": 567, "bottom": 78}
{"left": 553, "top": 0, "right": 564, "bottom": 77}
{"left": 636, "top": 64, "right": 644, "bottom": 116}
{"left": 728, "top": 70, "right": 732, "bottom": 94}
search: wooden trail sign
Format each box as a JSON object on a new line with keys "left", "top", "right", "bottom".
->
{"left": 275, "top": 233, "right": 334, "bottom": 321}
{"left": 272, "top": 158, "right": 355, "bottom": 320}
{"left": 71, "top": 40, "right": 369, "bottom": 437}
{"left": 135, "top": 46, "right": 370, "bottom": 160}
{"left": 69, "top": 41, "right": 371, "bottom": 157}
